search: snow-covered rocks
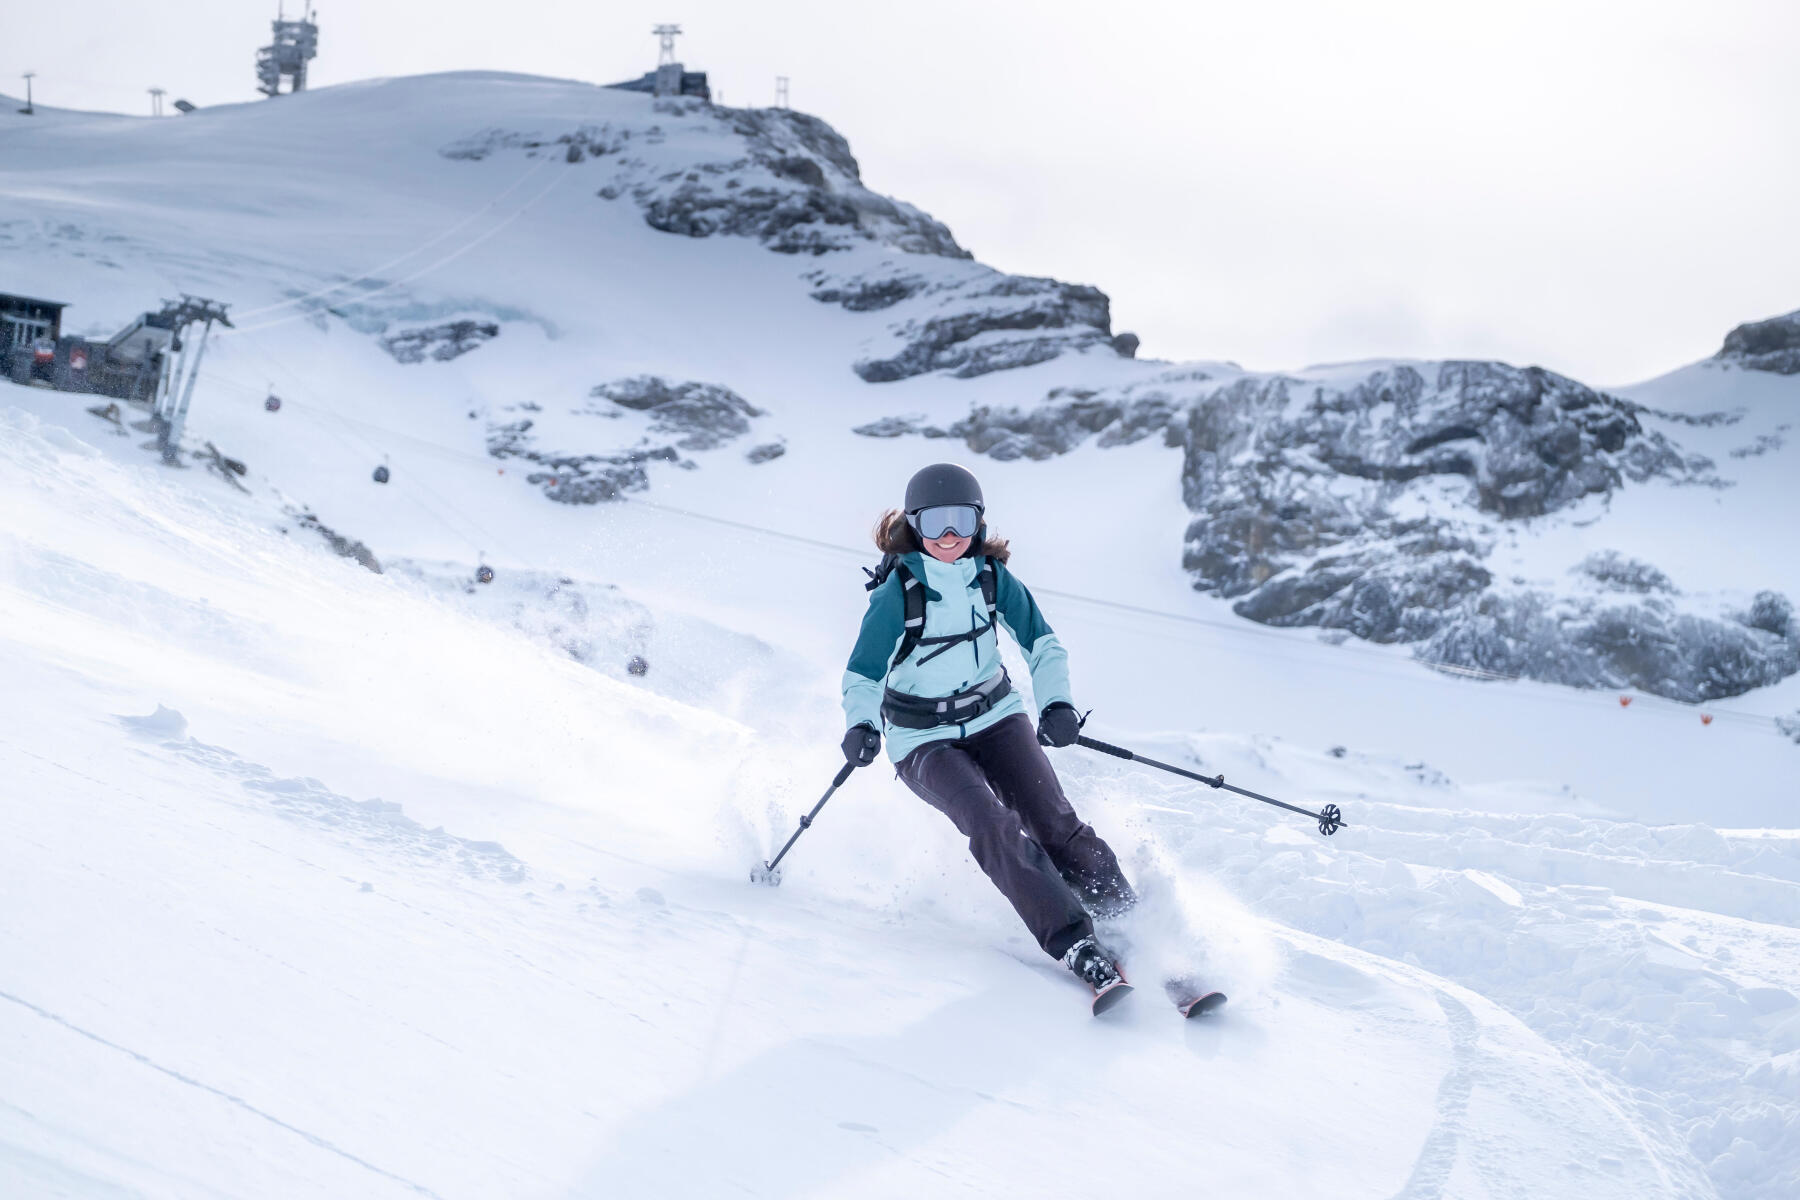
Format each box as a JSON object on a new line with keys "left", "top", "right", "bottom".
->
{"left": 1716, "top": 309, "right": 1800, "bottom": 375}
{"left": 485, "top": 375, "right": 768, "bottom": 503}
{"left": 444, "top": 100, "right": 966, "bottom": 260}
{"left": 380, "top": 319, "right": 500, "bottom": 363}
{"left": 857, "top": 351, "right": 1797, "bottom": 700}
{"left": 436, "top": 97, "right": 1117, "bottom": 383}
{"left": 810, "top": 259, "right": 1119, "bottom": 382}
{"left": 591, "top": 376, "right": 763, "bottom": 451}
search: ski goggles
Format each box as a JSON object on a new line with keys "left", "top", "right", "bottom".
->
{"left": 908, "top": 504, "right": 982, "bottom": 541}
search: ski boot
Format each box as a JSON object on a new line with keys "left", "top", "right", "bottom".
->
{"left": 1063, "top": 935, "right": 1133, "bottom": 1015}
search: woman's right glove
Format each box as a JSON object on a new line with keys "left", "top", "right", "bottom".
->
{"left": 842, "top": 722, "right": 881, "bottom": 767}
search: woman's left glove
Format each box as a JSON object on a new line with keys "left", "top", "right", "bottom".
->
{"left": 1037, "top": 702, "right": 1083, "bottom": 748}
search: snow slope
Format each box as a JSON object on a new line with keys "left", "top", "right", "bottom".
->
{"left": 4, "top": 399, "right": 1741, "bottom": 1200}
{"left": 4, "top": 72, "right": 1800, "bottom": 1197}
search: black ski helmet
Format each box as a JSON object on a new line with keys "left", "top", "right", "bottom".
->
{"left": 904, "top": 462, "right": 985, "bottom": 549}
{"left": 904, "top": 463, "right": 983, "bottom": 515}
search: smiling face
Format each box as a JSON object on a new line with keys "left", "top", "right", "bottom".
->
{"left": 923, "top": 530, "right": 971, "bottom": 562}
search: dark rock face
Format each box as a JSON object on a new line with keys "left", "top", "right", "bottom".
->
{"left": 1233, "top": 551, "right": 1494, "bottom": 644}
{"left": 640, "top": 184, "right": 865, "bottom": 255}
{"left": 851, "top": 414, "right": 928, "bottom": 438}
{"left": 851, "top": 275, "right": 1114, "bottom": 383}
{"left": 290, "top": 510, "right": 381, "bottom": 573}
{"left": 851, "top": 385, "right": 1183, "bottom": 459}
{"left": 381, "top": 320, "right": 499, "bottom": 364}
{"left": 1716, "top": 309, "right": 1800, "bottom": 374}
{"left": 446, "top": 107, "right": 966, "bottom": 258}
{"left": 852, "top": 357, "right": 1791, "bottom": 701}
{"left": 1746, "top": 591, "right": 1794, "bottom": 637}
{"left": 590, "top": 376, "right": 763, "bottom": 451}
{"left": 745, "top": 440, "right": 786, "bottom": 464}
{"left": 486, "top": 418, "right": 677, "bottom": 503}
{"left": 487, "top": 375, "right": 766, "bottom": 503}
{"left": 1177, "top": 363, "right": 1713, "bottom": 596}
{"left": 1416, "top": 592, "right": 1799, "bottom": 704}
{"left": 807, "top": 258, "right": 1120, "bottom": 382}
{"left": 807, "top": 271, "right": 927, "bottom": 312}
{"left": 1111, "top": 332, "right": 1140, "bottom": 358}
{"left": 633, "top": 109, "right": 967, "bottom": 257}
{"left": 1577, "top": 551, "right": 1676, "bottom": 595}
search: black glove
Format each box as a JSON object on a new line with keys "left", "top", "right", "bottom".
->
{"left": 842, "top": 722, "right": 881, "bottom": 767}
{"left": 1037, "top": 702, "right": 1083, "bottom": 748}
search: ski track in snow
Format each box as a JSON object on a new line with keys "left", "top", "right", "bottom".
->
{"left": 1388, "top": 990, "right": 1478, "bottom": 1200}
{"left": 0, "top": 988, "right": 443, "bottom": 1199}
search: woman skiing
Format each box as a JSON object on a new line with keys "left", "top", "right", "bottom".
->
{"left": 841, "top": 463, "right": 1138, "bottom": 1007}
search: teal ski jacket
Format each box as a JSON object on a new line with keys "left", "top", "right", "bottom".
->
{"left": 841, "top": 551, "right": 1073, "bottom": 763}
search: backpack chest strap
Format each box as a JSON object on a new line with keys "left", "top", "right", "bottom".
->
{"left": 889, "top": 557, "right": 999, "bottom": 669}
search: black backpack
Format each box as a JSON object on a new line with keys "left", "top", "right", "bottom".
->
{"left": 864, "top": 553, "right": 999, "bottom": 669}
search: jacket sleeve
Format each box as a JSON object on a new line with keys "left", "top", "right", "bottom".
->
{"left": 842, "top": 572, "right": 906, "bottom": 730}
{"left": 993, "top": 562, "right": 1073, "bottom": 712}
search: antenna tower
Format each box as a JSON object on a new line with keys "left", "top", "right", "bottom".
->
{"left": 775, "top": 76, "right": 789, "bottom": 109}
{"left": 654, "top": 24, "right": 682, "bottom": 65}
{"left": 20, "top": 72, "right": 35, "bottom": 115}
{"left": 256, "top": 2, "right": 320, "bottom": 98}
{"left": 148, "top": 88, "right": 165, "bottom": 117}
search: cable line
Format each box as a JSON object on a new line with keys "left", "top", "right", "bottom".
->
{"left": 228, "top": 155, "right": 555, "bottom": 322}
{"left": 225, "top": 165, "right": 572, "bottom": 338}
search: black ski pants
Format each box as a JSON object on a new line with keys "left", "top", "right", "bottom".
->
{"left": 895, "top": 712, "right": 1135, "bottom": 961}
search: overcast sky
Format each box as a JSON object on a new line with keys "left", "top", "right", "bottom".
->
{"left": 10, "top": 0, "right": 1798, "bottom": 384}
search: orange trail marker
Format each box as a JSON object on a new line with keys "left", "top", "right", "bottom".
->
{"left": 1619, "top": 696, "right": 1633, "bottom": 707}
{"left": 1701, "top": 714, "right": 1714, "bottom": 725}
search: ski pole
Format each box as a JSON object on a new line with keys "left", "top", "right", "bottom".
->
{"left": 751, "top": 762, "right": 856, "bottom": 886}
{"left": 1076, "top": 735, "right": 1345, "bottom": 836}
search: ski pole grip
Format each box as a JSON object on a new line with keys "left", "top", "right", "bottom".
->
{"left": 831, "top": 762, "right": 855, "bottom": 788}
{"left": 1076, "top": 735, "right": 1133, "bottom": 761}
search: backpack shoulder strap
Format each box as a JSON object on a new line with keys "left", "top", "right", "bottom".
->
{"left": 978, "top": 557, "right": 998, "bottom": 627}
{"left": 891, "top": 561, "right": 927, "bottom": 668}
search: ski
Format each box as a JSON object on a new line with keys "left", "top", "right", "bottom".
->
{"left": 1165, "top": 978, "right": 1228, "bottom": 1018}
{"left": 1090, "top": 977, "right": 1134, "bottom": 1015}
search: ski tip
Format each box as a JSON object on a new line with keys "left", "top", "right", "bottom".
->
{"left": 1091, "top": 980, "right": 1135, "bottom": 1016}
{"left": 1180, "top": 991, "right": 1228, "bottom": 1019}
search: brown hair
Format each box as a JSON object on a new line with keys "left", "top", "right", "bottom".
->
{"left": 873, "top": 508, "right": 1011, "bottom": 563}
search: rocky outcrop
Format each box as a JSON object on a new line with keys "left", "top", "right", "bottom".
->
{"left": 850, "top": 357, "right": 1795, "bottom": 701}
{"left": 1415, "top": 591, "right": 1799, "bottom": 704}
{"left": 443, "top": 104, "right": 1124, "bottom": 379}
{"left": 1715, "top": 309, "right": 1800, "bottom": 374}
{"left": 289, "top": 509, "right": 381, "bottom": 573}
{"left": 486, "top": 419, "right": 676, "bottom": 503}
{"left": 589, "top": 376, "right": 763, "bottom": 451}
{"left": 744, "top": 440, "right": 786, "bottom": 464}
{"left": 381, "top": 320, "right": 499, "bottom": 364}
{"left": 852, "top": 386, "right": 1179, "bottom": 459}
{"left": 1177, "top": 362, "right": 1715, "bottom": 593}
{"left": 810, "top": 259, "right": 1119, "bottom": 382}
{"left": 445, "top": 104, "right": 966, "bottom": 258}
{"left": 486, "top": 375, "right": 766, "bottom": 503}
{"left": 1577, "top": 551, "right": 1675, "bottom": 595}
{"left": 857, "top": 278, "right": 1112, "bottom": 382}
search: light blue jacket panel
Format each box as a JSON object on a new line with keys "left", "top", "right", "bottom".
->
{"left": 841, "top": 552, "right": 1074, "bottom": 762}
